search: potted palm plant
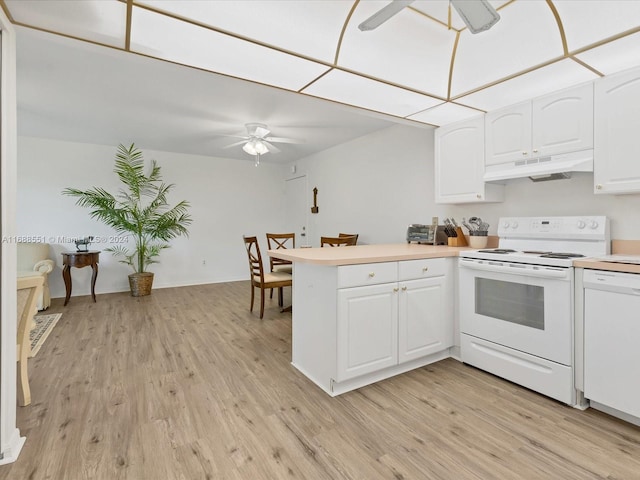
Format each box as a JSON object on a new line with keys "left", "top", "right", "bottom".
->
{"left": 63, "top": 143, "right": 192, "bottom": 296}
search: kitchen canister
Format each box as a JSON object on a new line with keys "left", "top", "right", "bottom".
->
{"left": 468, "top": 232, "right": 489, "bottom": 249}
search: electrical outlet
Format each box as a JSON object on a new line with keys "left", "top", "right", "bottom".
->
{"left": 202, "top": 259, "right": 206, "bottom": 266}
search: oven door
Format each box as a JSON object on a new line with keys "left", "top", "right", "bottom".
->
{"left": 459, "top": 257, "right": 572, "bottom": 365}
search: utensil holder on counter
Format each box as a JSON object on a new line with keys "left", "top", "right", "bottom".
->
{"left": 447, "top": 227, "right": 468, "bottom": 247}
{"left": 468, "top": 231, "right": 489, "bottom": 249}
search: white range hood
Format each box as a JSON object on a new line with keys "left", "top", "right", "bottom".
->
{"left": 484, "top": 149, "right": 594, "bottom": 183}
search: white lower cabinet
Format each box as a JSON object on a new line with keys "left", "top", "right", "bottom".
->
{"left": 291, "top": 258, "right": 454, "bottom": 396}
{"left": 583, "top": 270, "right": 640, "bottom": 423}
{"left": 337, "top": 283, "right": 398, "bottom": 381}
{"left": 335, "top": 259, "right": 452, "bottom": 383}
{"left": 398, "top": 277, "right": 448, "bottom": 363}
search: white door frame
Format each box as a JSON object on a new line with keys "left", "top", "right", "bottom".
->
{"left": 285, "top": 174, "right": 309, "bottom": 247}
{"left": 0, "top": 12, "right": 23, "bottom": 464}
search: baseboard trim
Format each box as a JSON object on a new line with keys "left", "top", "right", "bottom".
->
{"left": 0, "top": 428, "right": 25, "bottom": 465}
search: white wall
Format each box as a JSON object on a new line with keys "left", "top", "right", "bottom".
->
{"left": 17, "top": 125, "right": 640, "bottom": 300}
{"left": 452, "top": 173, "right": 640, "bottom": 240}
{"left": 287, "top": 123, "right": 640, "bottom": 244}
{"left": 17, "top": 137, "right": 287, "bottom": 299}
{"left": 287, "top": 124, "right": 443, "bottom": 246}
{"left": 449, "top": 173, "right": 640, "bottom": 240}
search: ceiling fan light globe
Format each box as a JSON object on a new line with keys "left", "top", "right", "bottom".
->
{"left": 254, "top": 140, "right": 269, "bottom": 155}
{"left": 242, "top": 141, "right": 257, "bottom": 155}
{"left": 242, "top": 138, "right": 269, "bottom": 156}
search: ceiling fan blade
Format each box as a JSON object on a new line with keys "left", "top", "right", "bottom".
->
{"left": 254, "top": 126, "right": 271, "bottom": 138}
{"left": 244, "top": 123, "right": 268, "bottom": 136}
{"left": 222, "top": 140, "right": 247, "bottom": 149}
{"left": 450, "top": 0, "right": 500, "bottom": 34}
{"left": 358, "top": 0, "right": 415, "bottom": 31}
{"left": 264, "top": 136, "right": 304, "bottom": 144}
{"left": 215, "top": 133, "right": 249, "bottom": 139}
{"left": 263, "top": 141, "right": 281, "bottom": 154}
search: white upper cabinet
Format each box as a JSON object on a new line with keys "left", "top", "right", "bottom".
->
{"left": 594, "top": 67, "right": 640, "bottom": 194}
{"left": 485, "top": 102, "right": 532, "bottom": 166}
{"left": 485, "top": 83, "right": 594, "bottom": 166}
{"left": 532, "top": 83, "right": 594, "bottom": 157}
{"left": 435, "top": 115, "right": 504, "bottom": 204}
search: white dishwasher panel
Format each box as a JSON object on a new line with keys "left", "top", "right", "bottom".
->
{"left": 584, "top": 270, "right": 640, "bottom": 419}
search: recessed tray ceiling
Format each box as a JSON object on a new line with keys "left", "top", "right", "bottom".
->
{"left": 5, "top": 0, "right": 640, "bottom": 129}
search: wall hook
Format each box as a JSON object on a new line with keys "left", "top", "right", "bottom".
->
{"left": 311, "top": 187, "right": 319, "bottom": 214}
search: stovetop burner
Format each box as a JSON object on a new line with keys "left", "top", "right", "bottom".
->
{"left": 539, "top": 252, "right": 586, "bottom": 259}
{"left": 475, "top": 249, "right": 586, "bottom": 259}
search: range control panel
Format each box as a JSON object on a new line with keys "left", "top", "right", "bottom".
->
{"left": 498, "top": 216, "right": 609, "bottom": 240}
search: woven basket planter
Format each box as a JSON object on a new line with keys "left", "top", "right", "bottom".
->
{"left": 128, "top": 272, "right": 154, "bottom": 297}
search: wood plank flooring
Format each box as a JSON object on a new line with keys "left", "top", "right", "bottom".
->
{"left": 2, "top": 281, "right": 639, "bottom": 479}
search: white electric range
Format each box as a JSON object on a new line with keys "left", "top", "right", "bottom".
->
{"left": 458, "top": 216, "right": 610, "bottom": 405}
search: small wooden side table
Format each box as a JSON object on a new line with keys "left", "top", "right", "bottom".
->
{"left": 62, "top": 251, "right": 100, "bottom": 306}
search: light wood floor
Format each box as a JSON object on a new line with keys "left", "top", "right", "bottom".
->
{"left": 2, "top": 281, "right": 640, "bottom": 479}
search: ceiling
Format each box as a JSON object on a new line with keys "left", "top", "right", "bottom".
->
{"left": 5, "top": 0, "right": 640, "bottom": 163}
{"left": 15, "top": 27, "right": 402, "bottom": 163}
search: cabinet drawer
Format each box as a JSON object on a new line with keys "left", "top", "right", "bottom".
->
{"left": 398, "top": 258, "right": 446, "bottom": 280}
{"left": 338, "top": 262, "right": 398, "bottom": 288}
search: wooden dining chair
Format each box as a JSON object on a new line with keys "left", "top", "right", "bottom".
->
{"left": 339, "top": 233, "right": 359, "bottom": 245}
{"left": 320, "top": 235, "right": 358, "bottom": 247}
{"left": 17, "top": 275, "right": 44, "bottom": 406}
{"left": 266, "top": 233, "right": 294, "bottom": 274}
{"left": 243, "top": 235, "right": 292, "bottom": 319}
{"left": 266, "top": 233, "right": 294, "bottom": 299}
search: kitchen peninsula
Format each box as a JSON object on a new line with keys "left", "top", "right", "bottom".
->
{"left": 269, "top": 244, "right": 468, "bottom": 396}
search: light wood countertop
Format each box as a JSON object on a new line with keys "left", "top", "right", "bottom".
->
{"left": 573, "top": 257, "right": 640, "bottom": 274}
{"left": 268, "top": 241, "right": 640, "bottom": 271}
{"left": 268, "top": 243, "right": 470, "bottom": 266}
{"left": 574, "top": 240, "right": 640, "bottom": 273}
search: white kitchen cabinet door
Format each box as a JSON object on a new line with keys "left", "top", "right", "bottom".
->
{"left": 337, "top": 283, "right": 398, "bottom": 382}
{"left": 594, "top": 67, "right": 640, "bottom": 194}
{"left": 584, "top": 287, "right": 640, "bottom": 419}
{"left": 485, "top": 101, "right": 532, "bottom": 166}
{"left": 533, "top": 82, "right": 594, "bottom": 157}
{"left": 398, "top": 277, "right": 452, "bottom": 364}
{"left": 486, "top": 84, "right": 593, "bottom": 167}
{"left": 435, "top": 115, "right": 504, "bottom": 204}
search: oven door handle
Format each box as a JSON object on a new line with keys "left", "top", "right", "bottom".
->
{"left": 459, "top": 258, "right": 569, "bottom": 279}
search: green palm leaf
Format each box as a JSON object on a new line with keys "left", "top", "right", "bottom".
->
{"left": 63, "top": 143, "right": 192, "bottom": 273}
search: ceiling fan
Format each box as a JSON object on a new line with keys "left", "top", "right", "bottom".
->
{"left": 358, "top": 0, "right": 501, "bottom": 34}
{"left": 221, "top": 123, "right": 303, "bottom": 165}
